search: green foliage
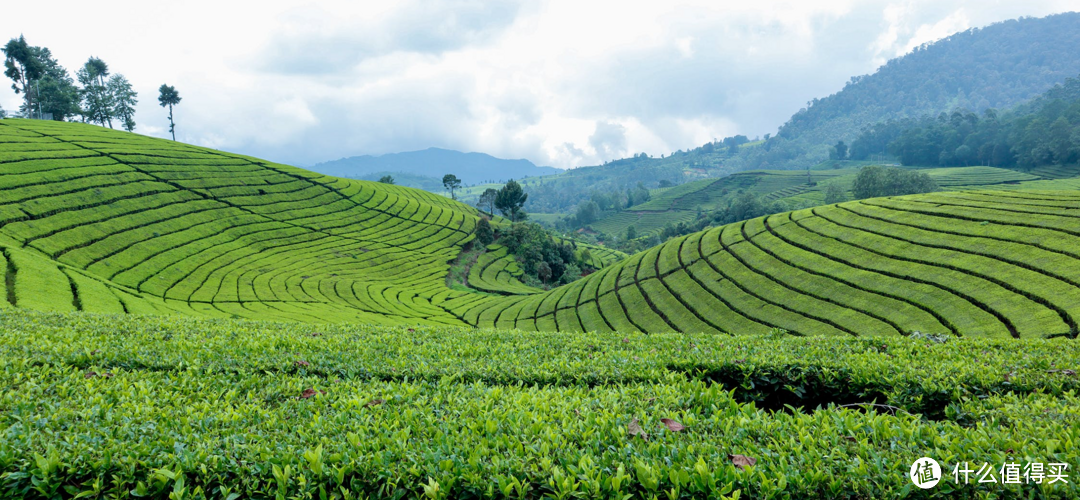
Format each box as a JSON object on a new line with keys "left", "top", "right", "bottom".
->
{"left": 625, "top": 225, "right": 637, "bottom": 240}
{"left": 157, "top": 83, "right": 181, "bottom": 140}
{"left": 477, "top": 187, "right": 497, "bottom": 216}
{"left": 851, "top": 166, "right": 938, "bottom": 199}
{"left": 27, "top": 46, "right": 79, "bottom": 120}
{"left": 442, "top": 173, "right": 461, "bottom": 200}
{"left": 823, "top": 183, "right": 847, "bottom": 204}
{"left": 862, "top": 78, "right": 1080, "bottom": 171}
{"left": 108, "top": 74, "right": 138, "bottom": 132}
{"left": 474, "top": 217, "right": 494, "bottom": 245}
{"left": 378, "top": 174, "right": 395, "bottom": 184}
{"left": 829, "top": 140, "right": 848, "bottom": 160}
{"left": 77, "top": 57, "right": 113, "bottom": 128}
{"left": 495, "top": 179, "right": 528, "bottom": 222}
{"left": 2, "top": 35, "right": 45, "bottom": 113}
{"left": 626, "top": 181, "right": 651, "bottom": 207}
{"left": 574, "top": 199, "right": 600, "bottom": 226}
{"left": 1, "top": 309, "right": 1079, "bottom": 499}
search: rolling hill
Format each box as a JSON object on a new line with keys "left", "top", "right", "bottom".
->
{"left": 452, "top": 190, "right": 1080, "bottom": 339}
{"left": 0, "top": 119, "right": 493, "bottom": 325}
{"left": 2, "top": 119, "right": 1079, "bottom": 339}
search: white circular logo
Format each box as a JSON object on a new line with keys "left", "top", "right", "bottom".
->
{"left": 910, "top": 457, "right": 941, "bottom": 489}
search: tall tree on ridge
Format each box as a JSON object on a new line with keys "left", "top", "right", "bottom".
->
{"left": 30, "top": 46, "right": 79, "bottom": 121}
{"left": 78, "top": 57, "right": 113, "bottom": 127}
{"left": 3, "top": 35, "right": 44, "bottom": 116}
{"left": 158, "top": 84, "right": 181, "bottom": 140}
{"left": 108, "top": 74, "right": 138, "bottom": 132}
{"left": 477, "top": 188, "right": 497, "bottom": 216}
{"left": 442, "top": 174, "right": 462, "bottom": 200}
{"left": 495, "top": 179, "right": 528, "bottom": 223}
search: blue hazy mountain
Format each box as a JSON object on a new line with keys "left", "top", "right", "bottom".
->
{"left": 311, "top": 147, "right": 561, "bottom": 186}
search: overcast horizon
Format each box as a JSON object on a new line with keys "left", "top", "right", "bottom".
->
{"left": 3, "top": 0, "right": 1080, "bottom": 169}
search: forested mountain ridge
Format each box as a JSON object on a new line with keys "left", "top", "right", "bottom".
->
{"left": 743, "top": 12, "right": 1080, "bottom": 170}
{"left": 850, "top": 73, "right": 1080, "bottom": 171}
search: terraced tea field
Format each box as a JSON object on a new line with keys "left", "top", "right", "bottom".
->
{"left": 2, "top": 119, "right": 1080, "bottom": 339}
{"left": 0, "top": 119, "right": 491, "bottom": 325}
{"left": 458, "top": 190, "right": 1080, "bottom": 339}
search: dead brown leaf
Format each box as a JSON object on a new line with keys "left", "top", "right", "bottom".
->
{"left": 660, "top": 418, "right": 685, "bottom": 432}
{"left": 295, "top": 360, "right": 310, "bottom": 367}
{"left": 364, "top": 398, "right": 385, "bottom": 407}
{"left": 300, "top": 388, "right": 318, "bottom": 399}
{"left": 628, "top": 417, "right": 648, "bottom": 441}
{"left": 729, "top": 454, "right": 757, "bottom": 469}
{"left": 84, "top": 372, "right": 97, "bottom": 379}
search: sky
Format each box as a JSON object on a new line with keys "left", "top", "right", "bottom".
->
{"left": 3, "top": 1, "right": 1079, "bottom": 169}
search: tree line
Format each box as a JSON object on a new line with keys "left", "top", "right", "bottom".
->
{"left": 2, "top": 35, "right": 182, "bottom": 138}
{"left": 849, "top": 75, "right": 1080, "bottom": 170}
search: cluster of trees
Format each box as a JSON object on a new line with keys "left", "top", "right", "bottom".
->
{"left": 3, "top": 35, "right": 181, "bottom": 136}
{"left": 850, "top": 76, "right": 1080, "bottom": 170}
{"left": 850, "top": 166, "right": 937, "bottom": 199}
{"left": 500, "top": 223, "right": 585, "bottom": 286}
{"left": 730, "top": 13, "right": 1080, "bottom": 171}
{"left": 474, "top": 179, "right": 528, "bottom": 222}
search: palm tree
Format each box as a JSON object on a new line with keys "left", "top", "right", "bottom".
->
{"left": 157, "top": 84, "right": 181, "bottom": 141}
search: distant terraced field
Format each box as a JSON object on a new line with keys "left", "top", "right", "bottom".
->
{"left": 3, "top": 119, "right": 1079, "bottom": 338}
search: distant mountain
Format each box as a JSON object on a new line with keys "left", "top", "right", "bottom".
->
{"left": 742, "top": 12, "right": 1080, "bottom": 170}
{"left": 310, "top": 148, "right": 561, "bottom": 186}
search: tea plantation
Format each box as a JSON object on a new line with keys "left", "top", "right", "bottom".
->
{"left": 3, "top": 119, "right": 1080, "bottom": 339}
{"left": 2, "top": 119, "right": 1080, "bottom": 498}
{"left": 461, "top": 190, "right": 1080, "bottom": 339}
{"left": 0, "top": 119, "right": 492, "bottom": 325}
{"left": 1, "top": 309, "right": 1078, "bottom": 499}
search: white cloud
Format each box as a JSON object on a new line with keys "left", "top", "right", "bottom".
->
{"left": 2, "top": 0, "right": 1078, "bottom": 168}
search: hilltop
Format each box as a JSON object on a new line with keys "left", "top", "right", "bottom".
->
{"left": 310, "top": 147, "right": 561, "bottom": 187}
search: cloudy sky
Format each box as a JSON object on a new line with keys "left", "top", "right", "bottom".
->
{"left": 3, "top": 1, "right": 1079, "bottom": 168}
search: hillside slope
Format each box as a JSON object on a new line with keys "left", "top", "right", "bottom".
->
{"left": 452, "top": 190, "right": 1080, "bottom": 339}
{"left": 0, "top": 119, "right": 486, "bottom": 325}
{"left": 4, "top": 119, "right": 1079, "bottom": 338}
